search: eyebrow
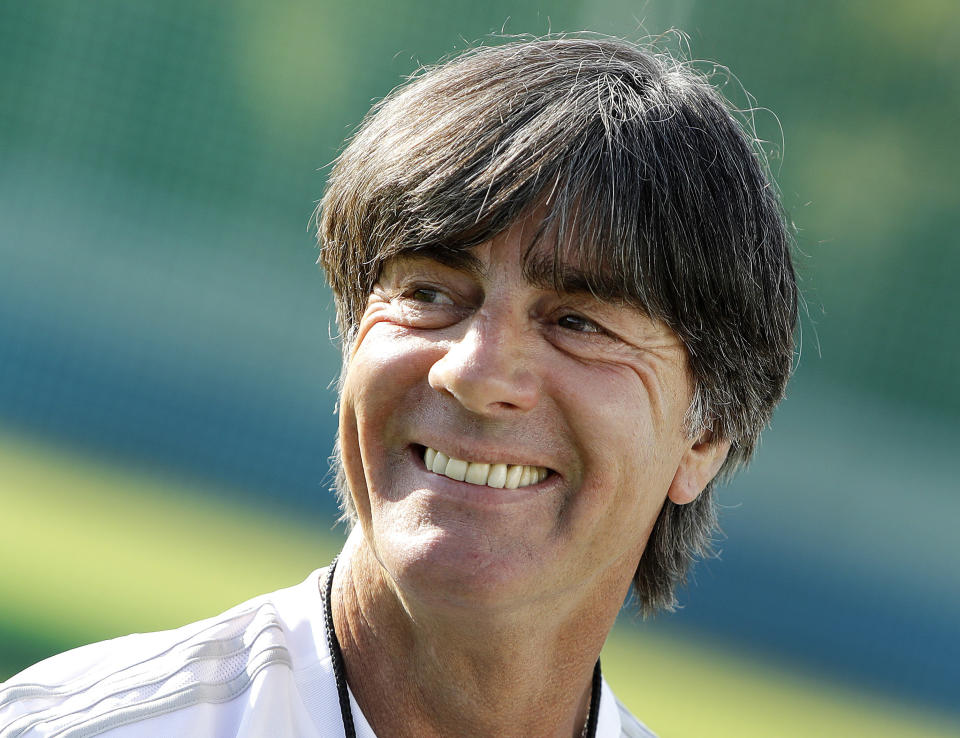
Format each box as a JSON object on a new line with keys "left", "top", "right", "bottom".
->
{"left": 522, "top": 251, "right": 626, "bottom": 302}
{"left": 403, "top": 245, "right": 487, "bottom": 280}
{"left": 525, "top": 261, "right": 595, "bottom": 295}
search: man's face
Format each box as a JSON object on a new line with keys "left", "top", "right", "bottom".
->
{"left": 338, "top": 218, "right": 705, "bottom": 614}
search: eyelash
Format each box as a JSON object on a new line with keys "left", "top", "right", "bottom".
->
{"left": 402, "top": 285, "right": 455, "bottom": 306}
{"left": 556, "top": 313, "right": 605, "bottom": 335}
{"left": 410, "top": 287, "right": 450, "bottom": 304}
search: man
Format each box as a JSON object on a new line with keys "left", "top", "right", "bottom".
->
{"left": 1, "top": 37, "right": 796, "bottom": 737}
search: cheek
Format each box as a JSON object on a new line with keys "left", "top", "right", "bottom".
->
{"left": 551, "top": 369, "right": 683, "bottom": 532}
{"left": 337, "top": 399, "right": 372, "bottom": 525}
{"left": 345, "top": 323, "right": 438, "bottom": 426}
{"left": 338, "top": 322, "right": 440, "bottom": 496}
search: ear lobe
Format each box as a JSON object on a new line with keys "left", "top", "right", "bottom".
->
{"left": 667, "top": 434, "right": 732, "bottom": 505}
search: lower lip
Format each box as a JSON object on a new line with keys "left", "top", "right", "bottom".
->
{"left": 408, "top": 446, "right": 556, "bottom": 506}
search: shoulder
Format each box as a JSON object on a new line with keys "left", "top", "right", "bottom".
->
{"left": 0, "top": 569, "right": 333, "bottom": 738}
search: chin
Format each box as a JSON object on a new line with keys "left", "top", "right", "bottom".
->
{"left": 373, "top": 523, "right": 557, "bottom": 612}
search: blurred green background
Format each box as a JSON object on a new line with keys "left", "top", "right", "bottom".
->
{"left": 1, "top": 1, "right": 958, "bottom": 735}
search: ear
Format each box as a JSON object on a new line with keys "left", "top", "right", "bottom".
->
{"left": 667, "top": 433, "right": 732, "bottom": 505}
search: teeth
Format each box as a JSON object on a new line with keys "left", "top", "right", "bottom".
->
{"left": 445, "top": 458, "right": 468, "bottom": 481}
{"left": 464, "top": 462, "right": 490, "bottom": 485}
{"left": 431, "top": 451, "right": 449, "bottom": 474}
{"left": 488, "top": 463, "right": 507, "bottom": 489}
{"left": 422, "top": 448, "right": 547, "bottom": 489}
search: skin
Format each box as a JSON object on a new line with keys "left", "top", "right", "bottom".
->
{"left": 332, "top": 217, "right": 730, "bottom": 737}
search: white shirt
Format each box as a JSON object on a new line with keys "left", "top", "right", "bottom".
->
{"left": 1, "top": 570, "right": 655, "bottom": 737}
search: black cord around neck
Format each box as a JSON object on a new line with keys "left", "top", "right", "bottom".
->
{"left": 585, "top": 658, "right": 602, "bottom": 737}
{"left": 324, "top": 556, "right": 357, "bottom": 738}
{"left": 322, "top": 556, "right": 602, "bottom": 738}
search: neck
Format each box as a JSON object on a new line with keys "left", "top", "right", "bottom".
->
{"left": 330, "top": 530, "right": 628, "bottom": 738}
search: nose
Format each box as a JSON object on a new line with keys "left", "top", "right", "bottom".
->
{"left": 427, "top": 314, "right": 539, "bottom": 415}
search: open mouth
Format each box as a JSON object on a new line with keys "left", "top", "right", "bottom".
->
{"left": 418, "top": 445, "right": 550, "bottom": 489}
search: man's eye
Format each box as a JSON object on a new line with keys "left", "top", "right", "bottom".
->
{"left": 557, "top": 314, "right": 603, "bottom": 334}
{"left": 408, "top": 287, "right": 454, "bottom": 305}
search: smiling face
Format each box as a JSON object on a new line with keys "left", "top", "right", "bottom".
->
{"left": 338, "top": 218, "right": 725, "bottom": 615}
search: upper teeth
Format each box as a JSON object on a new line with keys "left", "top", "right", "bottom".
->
{"left": 423, "top": 447, "right": 548, "bottom": 489}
